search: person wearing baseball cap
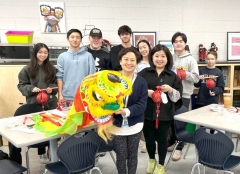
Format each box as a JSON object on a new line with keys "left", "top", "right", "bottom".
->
{"left": 86, "top": 28, "right": 109, "bottom": 72}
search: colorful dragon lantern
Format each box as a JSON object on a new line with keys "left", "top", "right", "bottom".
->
{"left": 32, "top": 70, "right": 132, "bottom": 139}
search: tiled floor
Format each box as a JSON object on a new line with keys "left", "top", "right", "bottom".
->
{"left": 1, "top": 138, "right": 240, "bottom": 174}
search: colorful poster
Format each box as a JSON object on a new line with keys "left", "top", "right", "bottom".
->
{"left": 132, "top": 32, "right": 156, "bottom": 48}
{"left": 39, "top": 2, "right": 66, "bottom": 33}
{"left": 134, "top": 35, "right": 155, "bottom": 48}
{"left": 159, "top": 40, "right": 174, "bottom": 54}
{"left": 232, "top": 45, "right": 240, "bottom": 56}
{"left": 232, "top": 37, "right": 240, "bottom": 43}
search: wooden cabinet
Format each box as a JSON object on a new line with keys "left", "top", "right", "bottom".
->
{"left": 0, "top": 65, "right": 26, "bottom": 118}
{"left": 196, "top": 62, "right": 240, "bottom": 106}
{"left": 0, "top": 65, "right": 26, "bottom": 145}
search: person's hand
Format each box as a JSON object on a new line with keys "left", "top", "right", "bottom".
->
{"left": 32, "top": 87, "right": 41, "bottom": 92}
{"left": 160, "top": 85, "right": 173, "bottom": 93}
{"left": 148, "top": 90, "right": 154, "bottom": 98}
{"left": 209, "top": 90, "right": 215, "bottom": 96}
{"left": 46, "top": 87, "right": 52, "bottom": 94}
{"left": 58, "top": 94, "right": 64, "bottom": 103}
{"left": 114, "top": 108, "right": 126, "bottom": 115}
{"left": 199, "top": 75, "right": 205, "bottom": 80}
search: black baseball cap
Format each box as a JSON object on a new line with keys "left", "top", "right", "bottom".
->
{"left": 89, "top": 28, "right": 102, "bottom": 38}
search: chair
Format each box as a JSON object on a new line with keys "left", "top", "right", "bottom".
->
{"left": 191, "top": 127, "right": 240, "bottom": 174}
{"left": 165, "top": 105, "right": 195, "bottom": 170}
{"left": 10, "top": 104, "right": 49, "bottom": 174}
{"left": 0, "top": 159, "right": 27, "bottom": 174}
{"left": 235, "top": 135, "right": 239, "bottom": 152}
{"left": 95, "top": 135, "right": 116, "bottom": 166}
{"left": 45, "top": 130, "right": 102, "bottom": 174}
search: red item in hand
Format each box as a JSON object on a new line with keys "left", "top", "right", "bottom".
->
{"left": 152, "top": 86, "right": 162, "bottom": 105}
{"left": 152, "top": 86, "right": 162, "bottom": 129}
{"left": 206, "top": 78, "right": 215, "bottom": 90}
{"left": 36, "top": 91, "right": 48, "bottom": 110}
{"left": 177, "top": 68, "right": 186, "bottom": 81}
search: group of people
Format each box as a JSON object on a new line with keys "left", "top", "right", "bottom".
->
{"left": 11, "top": 25, "right": 224, "bottom": 174}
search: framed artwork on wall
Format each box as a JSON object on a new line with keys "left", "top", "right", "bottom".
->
{"left": 227, "top": 32, "right": 240, "bottom": 61}
{"left": 132, "top": 32, "right": 156, "bottom": 48}
{"left": 159, "top": 40, "right": 174, "bottom": 54}
{"left": 39, "top": 2, "right": 66, "bottom": 33}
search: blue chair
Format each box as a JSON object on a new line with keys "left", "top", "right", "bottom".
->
{"left": 96, "top": 136, "right": 116, "bottom": 166}
{"left": 235, "top": 135, "right": 240, "bottom": 152}
{"left": 9, "top": 104, "right": 50, "bottom": 174}
{"left": 0, "top": 159, "right": 27, "bottom": 174}
{"left": 45, "top": 130, "right": 102, "bottom": 174}
{"left": 191, "top": 127, "right": 240, "bottom": 174}
{"left": 165, "top": 105, "right": 195, "bottom": 170}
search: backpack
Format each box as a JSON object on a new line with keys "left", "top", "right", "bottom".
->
{"left": 0, "top": 150, "right": 9, "bottom": 160}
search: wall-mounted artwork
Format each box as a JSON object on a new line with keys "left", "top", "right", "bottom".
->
{"left": 132, "top": 32, "right": 156, "bottom": 48}
{"left": 159, "top": 40, "right": 174, "bottom": 54}
{"left": 39, "top": 2, "right": 66, "bottom": 33}
{"left": 227, "top": 32, "right": 240, "bottom": 61}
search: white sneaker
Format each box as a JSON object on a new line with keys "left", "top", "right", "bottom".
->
{"left": 172, "top": 150, "right": 182, "bottom": 161}
{"left": 141, "top": 144, "right": 147, "bottom": 153}
{"left": 167, "top": 144, "right": 175, "bottom": 152}
{"left": 155, "top": 142, "right": 158, "bottom": 154}
{"left": 39, "top": 154, "right": 50, "bottom": 164}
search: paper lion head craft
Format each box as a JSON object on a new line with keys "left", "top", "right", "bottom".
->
{"left": 69, "top": 70, "right": 132, "bottom": 124}
{"left": 33, "top": 70, "right": 132, "bottom": 140}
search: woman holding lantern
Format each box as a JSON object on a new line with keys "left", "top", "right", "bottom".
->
{"left": 138, "top": 44, "right": 182, "bottom": 174}
{"left": 194, "top": 51, "right": 225, "bottom": 108}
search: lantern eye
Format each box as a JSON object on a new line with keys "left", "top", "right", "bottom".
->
{"left": 108, "top": 73, "right": 121, "bottom": 83}
{"left": 92, "top": 91, "right": 103, "bottom": 101}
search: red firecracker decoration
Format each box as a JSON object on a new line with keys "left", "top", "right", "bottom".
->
{"left": 206, "top": 78, "right": 215, "bottom": 90}
{"left": 177, "top": 68, "right": 186, "bottom": 81}
{"left": 151, "top": 86, "right": 162, "bottom": 129}
{"left": 36, "top": 91, "right": 48, "bottom": 110}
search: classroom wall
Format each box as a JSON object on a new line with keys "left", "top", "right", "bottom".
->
{"left": 0, "top": 0, "right": 240, "bottom": 61}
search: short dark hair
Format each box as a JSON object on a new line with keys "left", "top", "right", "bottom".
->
{"left": 118, "top": 47, "right": 141, "bottom": 64}
{"left": 207, "top": 51, "right": 218, "bottom": 59}
{"left": 137, "top": 40, "right": 152, "bottom": 61}
{"left": 67, "top": 29, "right": 82, "bottom": 39}
{"left": 171, "top": 32, "right": 187, "bottom": 44}
{"left": 118, "top": 25, "right": 132, "bottom": 36}
{"left": 149, "top": 44, "right": 173, "bottom": 70}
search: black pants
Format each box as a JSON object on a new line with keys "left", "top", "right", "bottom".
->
{"left": 8, "top": 113, "right": 47, "bottom": 165}
{"left": 8, "top": 142, "right": 46, "bottom": 165}
{"left": 112, "top": 132, "right": 141, "bottom": 174}
{"left": 143, "top": 119, "right": 172, "bottom": 165}
{"left": 169, "top": 98, "right": 190, "bottom": 151}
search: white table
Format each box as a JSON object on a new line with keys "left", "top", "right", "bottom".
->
{"left": 174, "top": 104, "right": 240, "bottom": 174}
{"left": 0, "top": 112, "right": 97, "bottom": 162}
{"left": 174, "top": 104, "right": 239, "bottom": 137}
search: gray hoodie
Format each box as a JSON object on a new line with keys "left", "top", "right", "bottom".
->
{"left": 172, "top": 51, "right": 199, "bottom": 98}
{"left": 56, "top": 47, "right": 95, "bottom": 101}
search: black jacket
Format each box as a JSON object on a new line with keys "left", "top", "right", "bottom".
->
{"left": 113, "top": 75, "right": 148, "bottom": 127}
{"left": 108, "top": 45, "right": 138, "bottom": 70}
{"left": 86, "top": 45, "right": 109, "bottom": 71}
{"left": 138, "top": 67, "right": 183, "bottom": 121}
{"left": 18, "top": 65, "right": 58, "bottom": 110}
